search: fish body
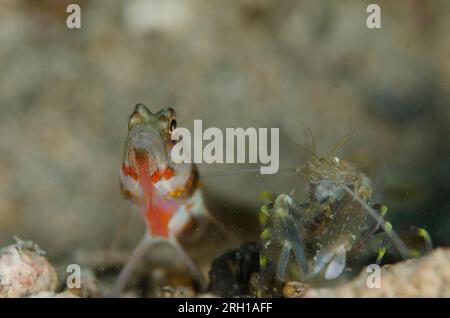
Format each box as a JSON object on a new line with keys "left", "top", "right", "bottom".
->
{"left": 120, "top": 104, "right": 207, "bottom": 238}
{"left": 111, "top": 104, "right": 210, "bottom": 295}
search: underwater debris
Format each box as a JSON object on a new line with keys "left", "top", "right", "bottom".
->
{"left": 304, "top": 248, "right": 450, "bottom": 297}
{"left": 67, "top": 267, "right": 103, "bottom": 298}
{"left": 28, "top": 291, "right": 79, "bottom": 298}
{"left": 0, "top": 237, "right": 57, "bottom": 298}
{"left": 153, "top": 285, "right": 196, "bottom": 298}
{"left": 145, "top": 267, "right": 198, "bottom": 298}
{"left": 282, "top": 281, "right": 309, "bottom": 298}
{"left": 209, "top": 241, "right": 260, "bottom": 297}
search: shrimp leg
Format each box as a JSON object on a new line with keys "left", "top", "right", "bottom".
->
{"left": 280, "top": 214, "right": 308, "bottom": 277}
{"left": 340, "top": 184, "right": 410, "bottom": 259}
{"left": 257, "top": 225, "right": 273, "bottom": 297}
{"left": 375, "top": 221, "right": 392, "bottom": 264}
{"left": 415, "top": 227, "right": 433, "bottom": 253}
{"left": 383, "top": 226, "right": 433, "bottom": 260}
{"left": 350, "top": 203, "right": 388, "bottom": 253}
{"left": 276, "top": 242, "right": 291, "bottom": 282}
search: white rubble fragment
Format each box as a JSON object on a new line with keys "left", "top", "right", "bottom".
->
{"left": 0, "top": 237, "right": 58, "bottom": 298}
{"left": 28, "top": 291, "right": 79, "bottom": 298}
{"left": 304, "top": 248, "right": 450, "bottom": 297}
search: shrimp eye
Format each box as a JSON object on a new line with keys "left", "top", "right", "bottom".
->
{"left": 169, "top": 119, "right": 177, "bottom": 134}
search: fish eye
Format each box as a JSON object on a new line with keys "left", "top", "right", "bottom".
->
{"left": 169, "top": 119, "right": 177, "bottom": 134}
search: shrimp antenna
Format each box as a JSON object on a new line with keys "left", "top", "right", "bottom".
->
{"left": 303, "top": 124, "right": 317, "bottom": 155}
{"left": 295, "top": 113, "right": 318, "bottom": 158}
{"left": 328, "top": 133, "right": 352, "bottom": 157}
{"left": 201, "top": 112, "right": 319, "bottom": 159}
{"left": 282, "top": 133, "right": 318, "bottom": 159}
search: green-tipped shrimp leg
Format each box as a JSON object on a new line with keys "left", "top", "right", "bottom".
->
{"left": 350, "top": 203, "right": 389, "bottom": 252}
{"left": 257, "top": 194, "right": 310, "bottom": 297}
{"left": 417, "top": 227, "right": 433, "bottom": 253}
{"left": 368, "top": 205, "right": 432, "bottom": 264}
{"left": 276, "top": 194, "right": 309, "bottom": 276}
{"left": 257, "top": 205, "right": 274, "bottom": 297}
{"left": 375, "top": 221, "right": 392, "bottom": 264}
{"left": 400, "top": 226, "right": 433, "bottom": 258}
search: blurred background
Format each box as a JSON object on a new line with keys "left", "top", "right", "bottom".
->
{"left": 0, "top": 0, "right": 449, "bottom": 268}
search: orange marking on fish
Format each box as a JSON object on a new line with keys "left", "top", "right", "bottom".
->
{"left": 151, "top": 167, "right": 175, "bottom": 183}
{"left": 122, "top": 163, "right": 138, "bottom": 180}
{"left": 151, "top": 170, "right": 162, "bottom": 183}
{"left": 144, "top": 198, "right": 178, "bottom": 237}
{"left": 168, "top": 186, "right": 188, "bottom": 199}
{"left": 163, "top": 167, "right": 175, "bottom": 179}
{"left": 135, "top": 152, "right": 179, "bottom": 237}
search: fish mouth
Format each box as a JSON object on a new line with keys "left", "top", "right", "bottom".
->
{"left": 127, "top": 128, "right": 169, "bottom": 176}
{"left": 129, "top": 148, "right": 158, "bottom": 178}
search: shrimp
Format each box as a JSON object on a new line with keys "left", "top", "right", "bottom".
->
{"left": 110, "top": 104, "right": 221, "bottom": 296}
{"left": 257, "top": 131, "right": 433, "bottom": 296}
